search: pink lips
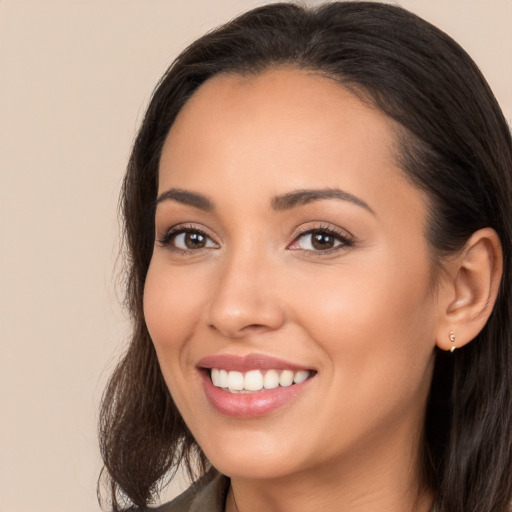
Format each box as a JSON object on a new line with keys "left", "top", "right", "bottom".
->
{"left": 197, "top": 354, "right": 310, "bottom": 373}
{"left": 196, "top": 354, "right": 314, "bottom": 418}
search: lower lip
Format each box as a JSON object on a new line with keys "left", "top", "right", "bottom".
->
{"left": 200, "top": 371, "right": 313, "bottom": 418}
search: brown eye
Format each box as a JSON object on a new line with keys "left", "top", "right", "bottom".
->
{"left": 166, "top": 230, "right": 218, "bottom": 251}
{"left": 289, "top": 227, "right": 353, "bottom": 253}
{"left": 311, "top": 232, "right": 336, "bottom": 250}
{"left": 183, "top": 232, "right": 207, "bottom": 249}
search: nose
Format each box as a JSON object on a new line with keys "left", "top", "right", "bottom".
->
{"left": 206, "top": 250, "right": 286, "bottom": 339}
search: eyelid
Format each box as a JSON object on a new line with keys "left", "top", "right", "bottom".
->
{"left": 157, "top": 224, "right": 219, "bottom": 251}
{"left": 156, "top": 222, "right": 354, "bottom": 255}
{"left": 288, "top": 224, "right": 355, "bottom": 253}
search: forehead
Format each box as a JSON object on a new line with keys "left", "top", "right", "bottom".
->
{"left": 164, "top": 68, "right": 396, "bottom": 158}
{"left": 158, "top": 68, "right": 422, "bottom": 221}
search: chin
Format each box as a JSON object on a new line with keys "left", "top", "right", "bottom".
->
{"left": 197, "top": 429, "right": 311, "bottom": 481}
{"left": 210, "top": 454, "right": 297, "bottom": 481}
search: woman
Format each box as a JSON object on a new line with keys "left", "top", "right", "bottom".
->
{"left": 99, "top": 2, "right": 512, "bottom": 511}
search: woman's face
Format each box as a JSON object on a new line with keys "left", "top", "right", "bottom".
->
{"left": 144, "top": 69, "right": 443, "bottom": 481}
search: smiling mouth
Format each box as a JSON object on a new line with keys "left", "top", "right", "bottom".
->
{"left": 209, "top": 368, "right": 315, "bottom": 394}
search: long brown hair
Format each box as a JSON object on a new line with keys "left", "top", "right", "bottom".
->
{"left": 99, "top": 3, "right": 512, "bottom": 511}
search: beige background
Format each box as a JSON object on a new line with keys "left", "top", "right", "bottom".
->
{"left": 1, "top": 1, "right": 510, "bottom": 511}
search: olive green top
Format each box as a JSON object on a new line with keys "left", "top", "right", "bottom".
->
{"left": 151, "top": 471, "right": 229, "bottom": 512}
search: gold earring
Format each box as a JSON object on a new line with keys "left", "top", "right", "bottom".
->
{"left": 449, "top": 330, "right": 456, "bottom": 353}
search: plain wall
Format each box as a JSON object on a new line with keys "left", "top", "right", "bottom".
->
{"left": 1, "top": 1, "right": 510, "bottom": 511}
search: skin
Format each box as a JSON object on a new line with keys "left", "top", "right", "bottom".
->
{"left": 144, "top": 68, "right": 458, "bottom": 512}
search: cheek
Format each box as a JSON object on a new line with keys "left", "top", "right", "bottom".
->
{"left": 143, "top": 261, "right": 212, "bottom": 418}
{"left": 143, "top": 261, "right": 205, "bottom": 358}
{"left": 298, "top": 272, "right": 436, "bottom": 441}
{"left": 288, "top": 256, "right": 437, "bottom": 388}
{"left": 292, "top": 257, "right": 432, "bottom": 329}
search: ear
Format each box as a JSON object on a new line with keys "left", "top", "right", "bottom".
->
{"left": 436, "top": 228, "right": 503, "bottom": 352}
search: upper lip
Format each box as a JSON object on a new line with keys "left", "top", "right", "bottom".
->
{"left": 196, "top": 353, "right": 313, "bottom": 372}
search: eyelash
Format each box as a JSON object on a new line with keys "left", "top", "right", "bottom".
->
{"left": 157, "top": 224, "right": 354, "bottom": 255}
{"left": 289, "top": 225, "right": 355, "bottom": 253}
{"left": 157, "top": 225, "right": 216, "bottom": 254}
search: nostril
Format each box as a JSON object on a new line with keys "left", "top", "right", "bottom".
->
{"left": 208, "top": 321, "right": 277, "bottom": 338}
{"left": 246, "top": 323, "right": 268, "bottom": 330}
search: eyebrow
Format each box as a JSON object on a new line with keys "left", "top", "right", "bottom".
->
{"left": 155, "top": 187, "right": 374, "bottom": 214}
{"left": 271, "top": 188, "right": 375, "bottom": 214}
{"left": 156, "top": 188, "right": 214, "bottom": 211}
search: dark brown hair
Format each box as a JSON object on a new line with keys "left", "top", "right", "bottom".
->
{"left": 99, "top": 2, "right": 512, "bottom": 511}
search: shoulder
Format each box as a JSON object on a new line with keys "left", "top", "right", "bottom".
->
{"left": 150, "top": 470, "right": 229, "bottom": 512}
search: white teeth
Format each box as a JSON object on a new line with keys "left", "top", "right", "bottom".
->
{"left": 263, "top": 369, "right": 279, "bottom": 389}
{"left": 244, "top": 370, "right": 263, "bottom": 391}
{"left": 294, "top": 370, "right": 309, "bottom": 384}
{"left": 279, "top": 370, "right": 294, "bottom": 387}
{"left": 211, "top": 368, "right": 220, "bottom": 386}
{"left": 227, "top": 371, "right": 244, "bottom": 391}
{"left": 219, "top": 369, "right": 229, "bottom": 388}
{"left": 210, "top": 368, "right": 311, "bottom": 393}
